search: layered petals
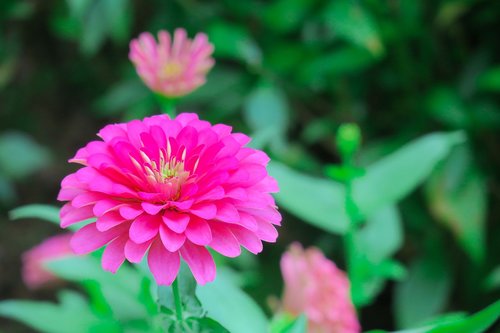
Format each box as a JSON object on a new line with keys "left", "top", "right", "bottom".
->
{"left": 129, "top": 29, "right": 214, "bottom": 98}
{"left": 22, "top": 234, "right": 74, "bottom": 289}
{"left": 58, "top": 113, "right": 281, "bottom": 285}
{"left": 281, "top": 243, "right": 361, "bottom": 333}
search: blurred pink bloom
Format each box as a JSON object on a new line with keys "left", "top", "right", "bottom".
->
{"left": 58, "top": 113, "right": 281, "bottom": 285}
{"left": 281, "top": 243, "right": 360, "bottom": 333}
{"left": 22, "top": 234, "right": 73, "bottom": 289}
{"left": 129, "top": 29, "right": 214, "bottom": 98}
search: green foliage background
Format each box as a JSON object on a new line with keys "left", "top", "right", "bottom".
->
{"left": 1, "top": 0, "right": 500, "bottom": 331}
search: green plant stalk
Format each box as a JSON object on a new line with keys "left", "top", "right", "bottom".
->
{"left": 342, "top": 155, "right": 362, "bottom": 309}
{"left": 156, "top": 94, "right": 177, "bottom": 117}
{"left": 172, "top": 278, "right": 184, "bottom": 322}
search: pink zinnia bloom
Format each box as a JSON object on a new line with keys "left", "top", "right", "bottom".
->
{"left": 58, "top": 113, "right": 281, "bottom": 285}
{"left": 129, "top": 28, "right": 214, "bottom": 98}
{"left": 281, "top": 243, "right": 360, "bottom": 333}
{"left": 22, "top": 233, "right": 74, "bottom": 289}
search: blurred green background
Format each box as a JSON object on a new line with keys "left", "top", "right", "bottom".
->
{"left": 1, "top": 0, "right": 500, "bottom": 332}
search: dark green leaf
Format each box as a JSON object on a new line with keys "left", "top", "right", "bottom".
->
{"left": 426, "top": 145, "right": 487, "bottom": 262}
{"left": 263, "top": 0, "right": 316, "bottom": 33}
{"left": 323, "top": 0, "right": 384, "bottom": 56}
{"left": 394, "top": 255, "right": 452, "bottom": 328}
{"left": 426, "top": 87, "right": 468, "bottom": 128}
{"left": 0, "top": 132, "right": 50, "bottom": 180}
{"left": 208, "top": 22, "right": 261, "bottom": 66}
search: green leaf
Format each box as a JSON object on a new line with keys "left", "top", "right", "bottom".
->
{"left": 298, "top": 47, "right": 375, "bottom": 88}
{"left": 0, "top": 175, "right": 15, "bottom": 204}
{"left": 268, "top": 161, "right": 349, "bottom": 234}
{"left": 103, "top": 0, "right": 131, "bottom": 44}
{"left": 96, "top": 80, "right": 150, "bottom": 116}
{"left": 80, "top": 1, "right": 108, "bottom": 55}
{"left": 0, "top": 290, "right": 119, "bottom": 333}
{"left": 282, "top": 314, "right": 308, "bottom": 333}
{"left": 484, "top": 266, "right": 500, "bottom": 291}
{"left": 350, "top": 205, "right": 406, "bottom": 306}
{"left": 393, "top": 254, "right": 452, "bottom": 329}
{"left": 9, "top": 204, "right": 92, "bottom": 231}
{"left": 244, "top": 82, "right": 289, "bottom": 145}
{"left": 270, "top": 313, "right": 308, "bottom": 333}
{"left": 323, "top": 0, "right": 384, "bottom": 56}
{"left": 368, "top": 300, "right": 500, "bottom": 332}
{"left": 271, "top": 132, "right": 463, "bottom": 235}
{"left": 353, "top": 131, "right": 465, "bottom": 221}
{"left": 66, "top": 0, "right": 93, "bottom": 19}
{"left": 428, "top": 299, "right": 500, "bottom": 333}
{"left": 359, "top": 205, "right": 403, "bottom": 262}
{"left": 46, "top": 255, "right": 148, "bottom": 320}
{"left": 184, "top": 317, "right": 230, "bottom": 333}
{"left": 208, "top": 22, "right": 261, "bottom": 66}
{"left": 9, "top": 204, "right": 60, "bottom": 224}
{"left": 263, "top": 0, "right": 316, "bottom": 33}
{"left": 0, "top": 132, "right": 50, "bottom": 180}
{"left": 426, "top": 145, "right": 486, "bottom": 262}
{"left": 426, "top": 87, "right": 468, "bottom": 128}
{"left": 478, "top": 66, "right": 500, "bottom": 92}
{"left": 197, "top": 268, "right": 269, "bottom": 333}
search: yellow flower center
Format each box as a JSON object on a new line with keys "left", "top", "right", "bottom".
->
{"left": 161, "top": 62, "right": 184, "bottom": 80}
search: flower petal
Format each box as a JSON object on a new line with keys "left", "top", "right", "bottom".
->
{"left": 162, "top": 211, "right": 190, "bottom": 233}
{"left": 141, "top": 202, "right": 166, "bottom": 215}
{"left": 102, "top": 234, "right": 128, "bottom": 273}
{"left": 71, "top": 222, "right": 128, "bottom": 254}
{"left": 209, "top": 224, "right": 241, "bottom": 257}
{"left": 185, "top": 217, "right": 212, "bottom": 246}
{"left": 124, "top": 239, "right": 153, "bottom": 263}
{"left": 60, "top": 204, "right": 94, "bottom": 228}
{"left": 189, "top": 202, "right": 216, "bottom": 219}
{"left": 159, "top": 224, "right": 186, "bottom": 252}
{"left": 129, "top": 214, "right": 160, "bottom": 243}
{"left": 180, "top": 241, "right": 215, "bottom": 285}
{"left": 147, "top": 239, "right": 180, "bottom": 285}
{"left": 230, "top": 225, "right": 263, "bottom": 254}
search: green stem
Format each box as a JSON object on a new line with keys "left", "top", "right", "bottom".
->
{"left": 172, "top": 278, "right": 183, "bottom": 322}
{"left": 156, "top": 94, "right": 177, "bottom": 118}
{"left": 343, "top": 157, "right": 361, "bottom": 308}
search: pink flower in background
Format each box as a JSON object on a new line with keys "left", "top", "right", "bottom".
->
{"left": 58, "top": 113, "right": 280, "bottom": 285}
{"left": 129, "top": 29, "right": 214, "bottom": 98}
{"left": 22, "top": 233, "right": 73, "bottom": 289}
{"left": 281, "top": 243, "right": 360, "bottom": 333}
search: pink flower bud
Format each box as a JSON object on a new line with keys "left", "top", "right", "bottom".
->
{"left": 281, "top": 243, "right": 360, "bottom": 333}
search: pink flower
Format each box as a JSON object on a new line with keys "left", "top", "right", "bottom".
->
{"left": 129, "top": 29, "right": 214, "bottom": 98}
{"left": 22, "top": 234, "right": 74, "bottom": 289}
{"left": 58, "top": 113, "right": 281, "bottom": 285}
{"left": 281, "top": 243, "right": 360, "bottom": 333}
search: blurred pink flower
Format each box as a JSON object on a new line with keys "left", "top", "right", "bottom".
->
{"left": 22, "top": 233, "right": 73, "bottom": 289}
{"left": 58, "top": 113, "right": 280, "bottom": 285}
{"left": 281, "top": 243, "right": 360, "bottom": 333}
{"left": 129, "top": 28, "right": 214, "bottom": 98}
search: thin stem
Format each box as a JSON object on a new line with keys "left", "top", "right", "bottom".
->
{"left": 172, "top": 278, "right": 183, "bottom": 322}
{"left": 156, "top": 94, "right": 177, "bottom": 118}
{"left": 344, "top": 178, "right": 358, "bottom": 282}
{"left": 342, "top": 155, "right": 362, "bottom": 308}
